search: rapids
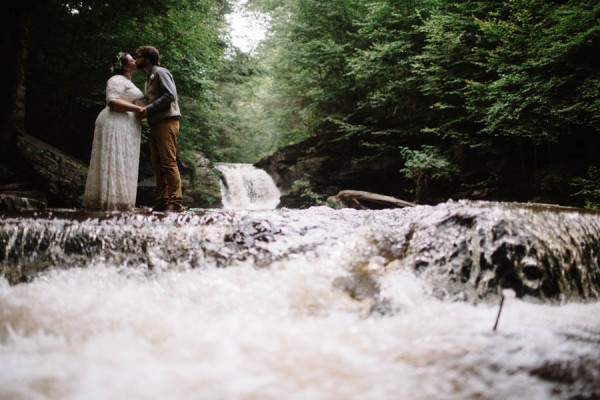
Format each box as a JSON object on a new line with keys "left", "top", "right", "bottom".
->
{"left": 1, "top": 200, "right": 600, "bottom": 399}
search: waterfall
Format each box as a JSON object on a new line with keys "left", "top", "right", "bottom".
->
{"left": 216, "top": 163, "right": 281, "bottom": 210}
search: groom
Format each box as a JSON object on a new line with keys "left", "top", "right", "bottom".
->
{"left": 136, "top": 45, "right": 184, "bottom": 212}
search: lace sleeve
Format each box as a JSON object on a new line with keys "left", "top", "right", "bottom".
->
{"left": 105, "top": 76, "right": 126, "bottom": 104}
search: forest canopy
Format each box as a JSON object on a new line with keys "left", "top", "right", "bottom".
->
{"left": 244, "top": 0, "right": 600, "bottom": 206}
{"left": 6, "top": 0, "right": 600, "bottom": 207}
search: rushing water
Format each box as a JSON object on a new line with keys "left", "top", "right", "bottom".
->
{"left": 216, "top": 163, "right": 281, "bottom": 210}
{"left": 1, "top": 201, "right": 600, "bottom": 400}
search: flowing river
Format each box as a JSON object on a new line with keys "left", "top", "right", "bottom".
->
{"left": 1, "top": 168, "right": 599, "bottom": 399}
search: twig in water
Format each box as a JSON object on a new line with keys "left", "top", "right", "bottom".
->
{"left": 493, "top": 294, "right": 505, "bottom": 331}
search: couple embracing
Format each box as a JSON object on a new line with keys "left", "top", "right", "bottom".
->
{"left": 82, "top": 45, "right": 184, "bottom": 212}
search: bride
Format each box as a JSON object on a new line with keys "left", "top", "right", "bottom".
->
{"left": 82, "top": 52, "right": 145, "bottom": 211}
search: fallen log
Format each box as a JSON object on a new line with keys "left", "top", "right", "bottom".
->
{"left": 329, "top": 190, "right": 415, "bottom": 210}
{"left": 15, "top": 130, "right": 87, "bottom": 207}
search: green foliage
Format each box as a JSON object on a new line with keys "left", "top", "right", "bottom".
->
{"left": 207, "top": 50, "right": 284, "bottom": 162}
{"left": 413, "top": 3, "right": 494, "bottom": 143}
{"left": 21, "top": 0, "right": 600, "bottom": 207}
{"left": 243, "top": 0, "right": 599, "bottom": 205}
{"left": 399, "top": 145, "right": 458, "bottom": 203}
{"left": 571, "top": 166, "right": 600, "bottom": 210}
{"left": 26, "top": 0, "right": 229, "bottom": 161}
{"left": 257, "top": 0, "right": 368, "bottom": 139}
{"left": 289, "top": 179, "right": 327, "bottom": 207}
{"left": 469, "top": 0, "right": 600, "bottom": 143}
{"left": 347, "top": 1, "right": 430, "bottom": 130}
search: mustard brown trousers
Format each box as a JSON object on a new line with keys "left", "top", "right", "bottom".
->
{"left": 148, "top": 118, "right": 182, "bottom": 210}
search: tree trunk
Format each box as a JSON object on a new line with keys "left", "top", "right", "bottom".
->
{"left": 329, "top": 190, "right": 415, "bottom": 210}
{"left": 15, "top": 131, "right": 88, "bottom": 207}
{"left": 0, "top": 1, "right": 31, "bottom": 161}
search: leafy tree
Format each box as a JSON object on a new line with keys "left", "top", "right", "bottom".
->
{"left": 347, "top": 0, "right": 430, "bottom": 133}
{"left": 16, "top": 0, "right": 600, "bottom": 206}
{"left": 572, "top": 166, "right": 600, "bottom": 210}
{"left": 25, "top": 0, "right": 229, "bottom": 161}
{"left": 243, "top": 0, "right": 599, "bottom": 204}
{"left": 208, "top": 49, "right": 277, "bottom": 162}
{"left": 469, "top": 0, "right": 600, "bottom": 143}
{"left": 413, "top": 2, "right": 494, "bottom": 143}
{"left": 399, "top": 145, "right": 457, "bottom": 203}
{"left": 255, "top": 0, "right": 368, "bottom": 139}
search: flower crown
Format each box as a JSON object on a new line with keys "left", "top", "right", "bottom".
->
{"left": 110, "top": 52, "right": 128, "bottom": 74}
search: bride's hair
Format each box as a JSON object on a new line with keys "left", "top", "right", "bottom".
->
{"left": 110, "top": 52, "right": 129, "bottom": 76}
{"left": 136, "top": 45, "right": 160, "bottom": 66}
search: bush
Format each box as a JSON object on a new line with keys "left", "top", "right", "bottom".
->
{"left": 399, "top": 145, "right": 458, "bottom": 203}
{"left": 572, "top": 166, "right": 600, "bottom": 210}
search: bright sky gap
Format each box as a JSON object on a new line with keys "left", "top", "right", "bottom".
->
{"left": 226, "top": 0, "right": 270, "bottom": 53}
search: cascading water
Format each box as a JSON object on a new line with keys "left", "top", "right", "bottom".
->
{"left": 1, "top": 200, "right": 600, "bottom": 399}
{"left": 216, "top": 163, "right": 281, "bottom": 210}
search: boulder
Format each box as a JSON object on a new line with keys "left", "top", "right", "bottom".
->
{"left": 180, "top": 152, "right": 222, "bottom": 209}
{"left": 0, "top": 183, "right": 47, "bottom": 211}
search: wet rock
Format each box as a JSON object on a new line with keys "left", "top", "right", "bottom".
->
{"left": 0, "top": 184, "right": 46, "bottom": 211}
{"left": 137, "top": 151, "right": 222, "bottom": 209}
{"left": 0, "top": 200, "right": 599, "bottom": 304}
{"left": 530, "top": 353, "right": 600, "bottom": 399}
{"left": 375, "top": 202, "right": 600, "bottom": 302}
{"left": 0, "top": 194, "right": 46, "bottom": 211}
{"left": 332, "top": 265, "right": 397, "bottom": 317}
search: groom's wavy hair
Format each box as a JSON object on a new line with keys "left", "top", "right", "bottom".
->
{"left": 137, "top": 45, "right": 160, "bottom": 66}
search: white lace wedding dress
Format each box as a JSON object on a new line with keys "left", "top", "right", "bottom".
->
{"left": 82, "top": 75, "right": 145, "bottom": 211}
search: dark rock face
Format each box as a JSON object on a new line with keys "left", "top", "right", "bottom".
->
{"left": 255, "top": 132, "right": 419, "bottom": 207}
{"left": 255, "top": 128, "right": 600, "bottom": 209}
{"left": 185, "top": 152, "right": 223, "bottom": 209}
{"left": 0, "top": 184, "right": 46, "bottom": 211}
{"left": 136, "top": 151, "right": 222, "bottom": 209}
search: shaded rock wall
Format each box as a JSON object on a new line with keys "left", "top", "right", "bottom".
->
{"left": 255, "top": 131, "right": 428, "bottom": 208}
